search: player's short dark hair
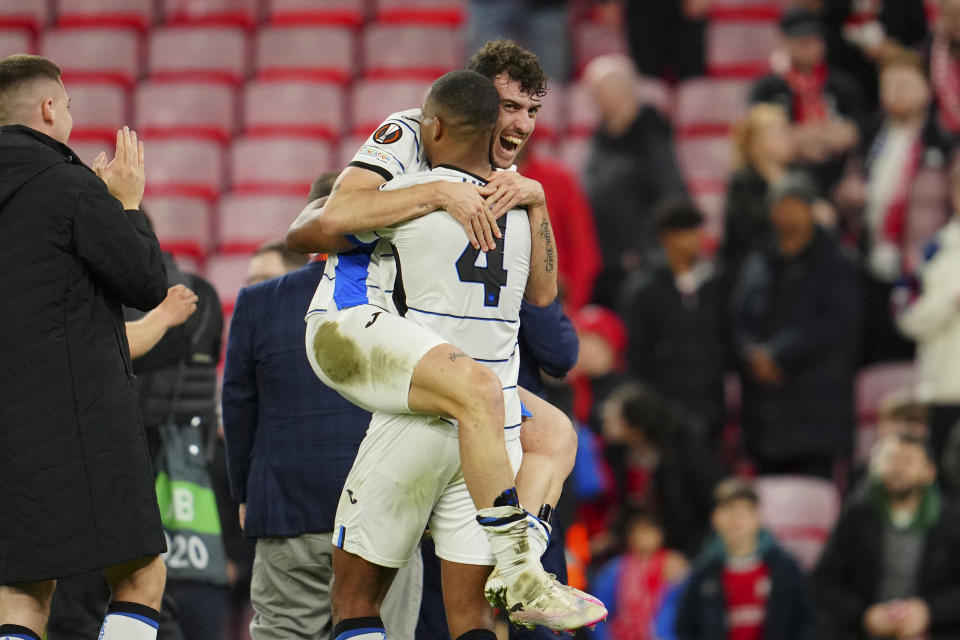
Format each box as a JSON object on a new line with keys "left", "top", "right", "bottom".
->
{"left": 424, "top": 70, "right": 500, "bottom": 141}
{"left": 655, "top": 196, "right": 705, "bottom": 233}
{"left": 468, "top": 39, "right": 548, "bottom": 98}
{"left": 0, "top": 54, "right": 62, "bottom": 124}
{"left": 714, "top": 477, "right": 759, "bottom": 508}
{"left": 255, "top": 239, "right": 310, "bottom": 271}
{"left": 308, "top": 170, "right": 340, "bottom": 203}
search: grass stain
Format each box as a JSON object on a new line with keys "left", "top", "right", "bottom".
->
{"left": 312, "top": 321, "right": 367, "bottom": 384}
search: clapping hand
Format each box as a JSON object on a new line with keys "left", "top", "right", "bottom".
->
{"left": 92, "top": 126, "right": 146, "bottom": 211}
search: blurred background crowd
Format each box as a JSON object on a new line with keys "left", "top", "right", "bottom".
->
{"left": 9, "top": 0, "right": 960, "bottom": 638}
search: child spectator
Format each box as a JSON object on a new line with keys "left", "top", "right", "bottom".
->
{"left": 675, "top": 478, "right": 817, "bottom": 640}
{"left": 592, "top": 508, "right": 690, "bottom": 640}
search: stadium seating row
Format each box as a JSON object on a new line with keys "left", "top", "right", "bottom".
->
{"left": 0, "top": 24, "right": 460, "bottom": 86}
{"left": 57, "top": 75, "right": 751, "bottom": 145}
{"left": 0, "top": 0, "right": 465, "bottom": 31}
{"left": 0, "top": 19, "right": 784, "bottom": 87}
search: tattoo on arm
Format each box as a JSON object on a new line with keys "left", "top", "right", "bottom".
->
{"left": 448, "top": 351, "right": 469, "bottom": 362}
{"left": 539, "top": 220, "right": 555, "bottom": 273}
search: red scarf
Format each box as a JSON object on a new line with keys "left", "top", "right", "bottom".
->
{"left": 609, "top": 550, "right": 669, "bottom": 640}
{"left": 931, "top": 31, "right": 960, "bottom": 134}
{"left": 785, "top": 64, "right": 829, "bottom": 123}
{"left": 868, "top": 126, "right": 926, "bottom": 246}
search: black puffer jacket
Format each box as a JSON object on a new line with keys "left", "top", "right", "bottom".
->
{"left": 730, "top": 228, "right": 860, "bottom": 461}
{"left": 0, "top": 125, "right": 167, "bottom": 582}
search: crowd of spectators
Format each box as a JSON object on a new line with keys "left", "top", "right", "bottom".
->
{"left": 477, "top": 1, "right": 960, "bottom": 639}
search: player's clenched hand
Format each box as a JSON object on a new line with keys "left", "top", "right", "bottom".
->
{"left": 156, "top": 284, "right": 198, "bottom": 329}
{"left": 481, "top": 171, "right": 546, "bottom": 220}
{"left": 437, "top": 181, "right": 501, "bottom": 252}
{"left": 96, "top": 126, "right": 146, "bottom": 211}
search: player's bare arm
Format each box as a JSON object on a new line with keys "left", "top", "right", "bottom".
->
{"left": 307, "top": 165, "right": 503, "bottom": 252}
{"left": 524, "top": 200, "right": 558, "bottom": 306}
{"left": 286, "top": 196, "right": 356, "bottom": 254}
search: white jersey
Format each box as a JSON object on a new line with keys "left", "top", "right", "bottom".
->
{"left": 306, "top": 109, "right": 427, "bottom": 316}
{"left": 354, "top": 167, "right": 532, "bottom": 429}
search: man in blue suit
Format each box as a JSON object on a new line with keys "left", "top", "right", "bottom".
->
{"left": 222, "top": 172, "right": 421, "bottom": 640}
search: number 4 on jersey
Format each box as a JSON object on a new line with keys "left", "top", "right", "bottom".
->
{"left": 456, "top": 217, "right": 507, "bottom": 307}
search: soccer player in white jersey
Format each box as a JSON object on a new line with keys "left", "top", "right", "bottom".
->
{"left": 315, "top": 70, "right": 604, "bottom": 640}
{"left": 289, "top": 38, "right": 575, "bottom": 568}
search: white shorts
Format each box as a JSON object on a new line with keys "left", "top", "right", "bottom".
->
{"left": 332, "top": 412, "right": 523, "bottom": 568}
{"left": 305, "top": 304, "right": 447, "bottom": 414}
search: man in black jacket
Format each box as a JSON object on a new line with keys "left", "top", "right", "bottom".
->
{"left": 621, "top": 198, "right": 727, "bottom": 440}
{"left": 730, "top": 173, "right": 860, "bottom": 478}
{"left": 813, "top": 434, "right": 960, "bottom": 640}
{"left": 581, "top": 54, "right": 688, "bottom": 306}
{"left": 0, "top": 55, "right": 168, "bottom": 640}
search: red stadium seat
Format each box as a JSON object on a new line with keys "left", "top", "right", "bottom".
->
{"left": 230, "top": 137, "right": 336, "bottom": 195}
{"left": 67, "top": 83, "right": 128, "bottom": 141}
{"left": 254, "top": 26, "right": 354, "bottom": 84}
{"left": 144, "top": 196, "right": 213, "bottom": 258}
{"left": 0, "top": 29, "right": 34, "bottom": 57}
{"left": 566, "top": 81, "right": 597, "bottom": 137}
{"left": 337, "top": 134, "right": 367, "bottom": 169}
{"left": 676, "top": 136, "right": 733, "bottom": 193}
{"left": 243, "top": 80, "right": 345, "bottom": 140}
{"left": 373, "top": 0, "right": 464, "bottom": 26}
{"left": 217, "top": 193, "right": 307, "bottom": 254}
{"left": 145, "top": 138, "right": 224, "bottom": 200}
{"left": 174, "top": 254, "right": 201, "bottom": 275}
{"left": 856, "top": 362, "right": 917, "bottom": 424}
{"left": 148, "top": 26, "right": 247, "bottom": 84}
{"left": 361, "top": 24, "right": 461, "bottom": 80}
{"left": 135, "top": 81, "right": 236, "bottom": 142}
{"left": 67, "top": 137, "right": 114, "bottom": 167}
{"left": 350, "top": 79, "right": 431, "bottom": 135}
{"left": 675, "top": 78, "right": 750, "bottom": 137}
{"left": 205, "top": 252, "right": 251, "bottom": 314}
{"left": 0, "top": 0, "right": 47, "bottom": 31}
{"left": 572, "top": 21, "right": 629, "bottom": 77}
{"left": 706, "top": 20, "right": 779, "bottom": 78}
{"left": 755, "top": 476, "right": 840, "bottom": 571}
{"left": 266, "top": 0, "right": 365, "bottom": 27}
{"left": 55, "top": 0, "right": 153, "bottom": 31}
{"left": 41, "top": 28, "right": 140, "bottom": 86}
{"left": 162, "top": 0, "right": 259, "bottom": 27}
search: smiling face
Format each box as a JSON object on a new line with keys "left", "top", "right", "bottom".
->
{"left": 490, "top": 72, "right": 541, "bottom": 169}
